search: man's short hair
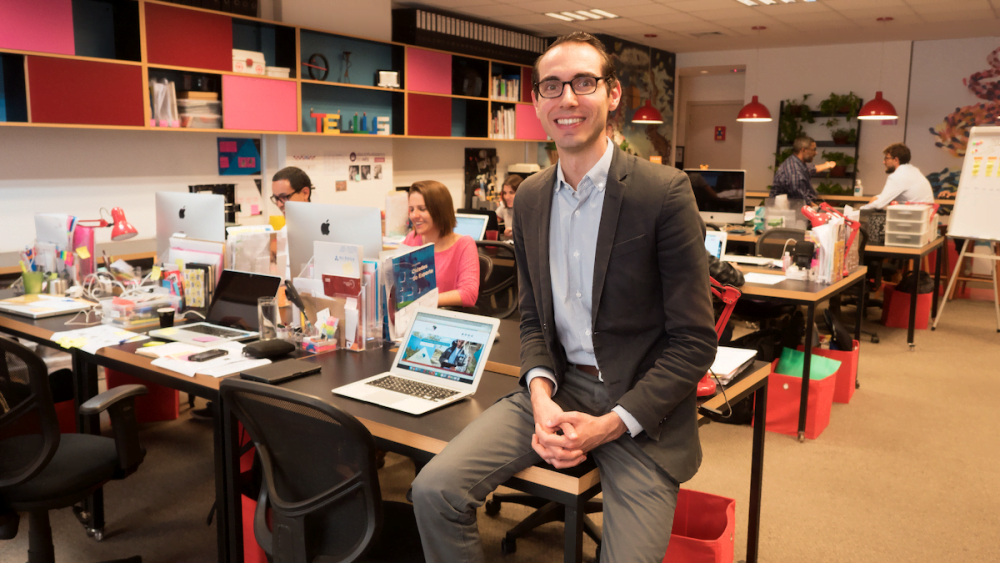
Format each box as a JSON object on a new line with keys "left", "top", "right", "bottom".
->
{"left": 532, "top": 32, "right": 617, "bottom": 96}
{"left": 792, "top": 137, "right": 815, "bottom": 154}
{"left": 883, "top": 143, "right": 911, "bottom": 165}
{"left": 272, "top": 167, "right": 313, "bottom": 201}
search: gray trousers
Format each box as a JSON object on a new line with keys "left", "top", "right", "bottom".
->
{"left": 411, "top": 366, "right": 680, "bottom": 563}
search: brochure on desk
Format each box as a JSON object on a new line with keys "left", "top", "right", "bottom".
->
{"left": 381, "top": 244, "right": 438, "bottom": 341}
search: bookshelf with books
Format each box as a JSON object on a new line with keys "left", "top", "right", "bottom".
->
{"left": 0, "top": 0, "right": 550, "bottom": 141}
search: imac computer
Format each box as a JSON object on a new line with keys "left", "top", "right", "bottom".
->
{"left": 155, "top": 192, "right": 226, "bottom": 259}
{"left": 684, "top": 169, "right": 746, "bottom": 225}
{"left": 285, "top": 201, "right": 383, "bottom": 279}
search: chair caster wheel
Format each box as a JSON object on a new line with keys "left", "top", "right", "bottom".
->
{"left": 500, "top": 536, "right": 517, "bottom": 554}
{"left": 484, "top": 499, "right": 501, "bottom": 516}
{"left": 871, "top": 335, "right": 879, "bottom": 343}
{"left": 797, "top": 431, "right": 805, "bottom": 443}
{"left": 87, "top": 528, "right": 104, "bottom": 541}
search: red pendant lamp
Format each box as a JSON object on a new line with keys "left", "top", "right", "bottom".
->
{"left": 632, "top": 39, "right": 664, "bottom": 125}
{"left": 737, "top": 96, "right": 772, "bottom": 122}
{"left": 858, "top": 17, "right": 898, "bottom": 121}
{"left": 737, "top": 27, "right": 772, "bottom": 123}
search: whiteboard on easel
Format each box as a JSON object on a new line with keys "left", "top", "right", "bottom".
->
{"left": 948, "top": 126, "right": 1000, "bottom": 242}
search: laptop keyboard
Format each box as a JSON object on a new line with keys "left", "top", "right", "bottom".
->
{"left": 366, "top": 375, "right": 459, "bottom": 402}
{"left": 183, "top": 324, "right": 247, "bottom": 338}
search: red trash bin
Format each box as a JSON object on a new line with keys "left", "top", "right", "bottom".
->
{"left": 762, "top": 358, "right": 837, "bottom": 440}
{"left": 662, "top": 489, "right": 736, "bottom": 563}
{"left": 881, "top": 282, "right": 931, "bottom": 330}
{"left": 798, "top": 340, "right": 859, "bottom": 404}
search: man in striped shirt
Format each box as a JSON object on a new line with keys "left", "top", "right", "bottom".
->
{"left": 772, "top": 136, "right": 836, "bottom": 203}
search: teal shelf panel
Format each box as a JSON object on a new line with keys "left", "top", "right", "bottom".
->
{"left": 301, "top": 82, "right": 403, "bottom": 135}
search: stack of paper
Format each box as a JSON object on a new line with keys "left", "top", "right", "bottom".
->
{"left": 709, "top": 347, "right": 757, "bottom": 385}
{"left": 146, "top": 341, "right": 269, "bottom": 378}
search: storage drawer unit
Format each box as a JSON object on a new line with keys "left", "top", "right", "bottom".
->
{"left": 886, "top": 204, "right": 932, "bottom": 223}
{"left": 885, "top": 231, "right": 934, "bottom": 248}
{"left": 885, "top": 220, "right": 927, "bottom": 235}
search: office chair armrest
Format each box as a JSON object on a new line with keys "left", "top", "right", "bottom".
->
{"left": 79, "top": 384, "right": 148, "bottom": 415}
{"left": 80, "top": 384, "right": 148, "bottom": 472}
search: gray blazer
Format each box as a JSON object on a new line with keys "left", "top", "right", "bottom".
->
{"left": 512, "top": 146, "right": 717, "bottom": 483}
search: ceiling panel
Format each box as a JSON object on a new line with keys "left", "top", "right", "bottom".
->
{"left": 606, "top": 4, "right": 680, "bottom": 17}
{"left": 506, "top": 0, "right": 590, "bottom": 12}
{"left": 575, "top": 0, "right": 658, "bottom": 8}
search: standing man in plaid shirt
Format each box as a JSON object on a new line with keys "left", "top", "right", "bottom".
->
{"left": 772, "top": 136, "right": 836, "bottom": 203}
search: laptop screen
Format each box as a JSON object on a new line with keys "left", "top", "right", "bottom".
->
{"left": 397, "top": 311, "right": 494, "bottom": 385}
{"left": 207, "top": 270, "right": 282, "bottom": 331}
{"left": 704, "top": 231, "right": 727, "bottom": 259}
{"left": 454, "top": 214, "right": 489, "bottom": 240}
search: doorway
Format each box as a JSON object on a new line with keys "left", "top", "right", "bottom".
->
{"left": 685, "top": 102, "right": 743, "bottom": 170}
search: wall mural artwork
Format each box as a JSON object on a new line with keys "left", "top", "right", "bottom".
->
{"left": 599, "top": 35, "right": 676, "bottom": 162}
{"left": 910, "top": 39, "right": 1000, "bottom": 199}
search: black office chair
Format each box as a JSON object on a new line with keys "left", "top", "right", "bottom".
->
{"left": 0, "top": 338, "right": 147, "bottom": 563}
{"left": 471, "top": 241, "right": 518, "bottom": 319}
{"left": 219, "top": 379, "right": 424, "bottom": 563}
{"left": 755, "top": 227, "right": 808, "bottom": 259}
{"left": 484, "top": 459, "right": 603, "bottom": 558}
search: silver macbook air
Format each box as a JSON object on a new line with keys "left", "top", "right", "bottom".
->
{"left": 454, "top": 213, "right": 490, "bottom": 240}
{"left": 149, "top": 270, "right": 282, "bottom": 346}
{"left": 333, "top": 307, "right": 501, "bottom": 415}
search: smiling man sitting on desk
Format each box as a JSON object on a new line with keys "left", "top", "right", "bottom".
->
{"left": 410, "top": 32, "right": 717, "bottom": 562}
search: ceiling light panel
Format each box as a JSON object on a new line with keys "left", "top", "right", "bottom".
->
{"left": 560, "top": 11, "right": 589, "bottom": 20}
{"left": 736, "top": 0, "right": 757, "bottom": 4}
{"left": 576, "top": 11, "right": 603, "bottom": 19}
{"left": 589, "top": 9, "right": 620, "bottom": 19}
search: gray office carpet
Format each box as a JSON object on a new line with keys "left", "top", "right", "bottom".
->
{"left": 3, "top": 298, "right": 999, "bottom": 563}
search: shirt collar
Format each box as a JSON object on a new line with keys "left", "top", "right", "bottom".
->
{"left": 555, "top": 138, "right": 614, "bottom": 194}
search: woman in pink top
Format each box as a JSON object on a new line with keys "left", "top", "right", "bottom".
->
{"left": 402, "top": 181, "right": 481, "bottom": 307}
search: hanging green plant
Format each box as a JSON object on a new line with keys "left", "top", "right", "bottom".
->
{"left": 819, "top": 92, "right": 862, "bottom": 119}
{"left": 778, "top": 95, "right": 814, "bottom": 145}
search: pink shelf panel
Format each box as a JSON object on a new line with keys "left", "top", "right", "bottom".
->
{"left": 222, "top": 75, "right": 298, "bottom": 132}
{"left": 515, "top": 104, "right": 547, "bottom": 141}
{"left": 0, "top": 0, "right": 74, "bottom": 56}
{"left": 406, "top": 47, "right": 451, "bottom": 95}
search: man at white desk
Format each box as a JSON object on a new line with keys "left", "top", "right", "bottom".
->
{"left": 861, "top": 143, "right": 934, "bottom": 210}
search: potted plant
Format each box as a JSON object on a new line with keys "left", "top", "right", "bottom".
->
{"left": 819, "top": 92, "right": 862, "bottom": 118}
{"left": 830, "top": 127, "right": 857, "bottom": 145}
{"left": 821, "top": 151, "right": 857, "bottom": 177}
{"left": 816, "top": 181, "right": 852, "bottom": 196}
{"left": 779, "top": 95, "right": 814, "bottom": 144}
{"left": 545, "top": 140, "right": 558, "bottom": 165}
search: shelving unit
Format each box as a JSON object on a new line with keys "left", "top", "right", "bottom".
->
{"left": 0, "top": 0, "right": 548, "bottom": 141}
{"left": 774, "top": 102, "right": 864, "bottom": 195}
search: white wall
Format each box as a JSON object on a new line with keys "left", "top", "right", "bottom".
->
{"left": 676, "top": 73, "right": 745, "bottom": 147}
{"left": 0, "top": 128, "right": 262, "bottom": 259}
{"left": 678, "top": 41, "right": 912, "bottom": 196}
{"left": 275, "top": 0, "right": 391, "bottom": 41}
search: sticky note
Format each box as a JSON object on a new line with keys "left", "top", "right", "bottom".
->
{"left": 219, "top": 141, "right": 238, "bottom": 153}
{"left": 151, "top": 266, "right": 162, "bottom": 280}
{"left": 220, "top": 156, "right": 230, "bottom": 169}
{"left": 75, "top": 247, "right": 91, "bottom": 259}
{"left": 143, "top": 341, "right": 165, "bottom": 347}
{"left": 251, "top": 204, "right": 259, "bottom": 215}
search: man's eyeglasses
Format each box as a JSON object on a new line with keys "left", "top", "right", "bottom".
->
{"left": 270, "top": 193, "right": 294, "bottom": 205}
{"left": 534, "top": 76, "right": 609, "bottom": 99}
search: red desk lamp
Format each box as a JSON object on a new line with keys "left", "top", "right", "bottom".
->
{"left": 77, "top": 207, "right": 138, "bottom": 241}
{"left": 698, "top": 277, "right": 743, "bottom": 397}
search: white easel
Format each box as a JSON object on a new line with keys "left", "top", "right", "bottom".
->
{"left": 933, "top": 126, "right": 1000, "bottom": 332}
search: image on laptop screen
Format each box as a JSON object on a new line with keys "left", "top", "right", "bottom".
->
{"left": 397, "top": 312, "right": 494, "bottom": 385}
{"left": 454, "top": 214, "right": 489, "bottom": 240}
{"left": 704, "top": 231, "right": 726, "bottom": 259}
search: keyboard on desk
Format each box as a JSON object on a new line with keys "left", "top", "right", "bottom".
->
{"left": 183, "top": 324, "right": 247, "bottom": 338}
{"left": 366, "top": 375, "right": 459, "bottom": 402}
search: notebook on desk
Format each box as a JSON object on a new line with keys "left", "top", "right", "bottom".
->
{"left": 333, "top": 307, "right": 500, "bottom": 415}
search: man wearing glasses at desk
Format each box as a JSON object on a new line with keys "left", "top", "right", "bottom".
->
{"left": 412, "top": 32, "right": 717, "bottom": 562}
{"left": 270, "top": 166, "right": 314, "bottom": 214}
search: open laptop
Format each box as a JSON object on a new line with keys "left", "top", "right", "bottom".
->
{"left": 333, "top": 307, "right": 500, "bottom": 415}
{"left": 704, "top": 231, "right": 727, "bottom": 259}
{"left": 454, "top": 213, "right": 490, "bottom": 240}
{"left": 149, "top": 270, "right": 282, "bottom": 346}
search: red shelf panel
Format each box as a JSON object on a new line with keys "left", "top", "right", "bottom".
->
{"left": 521, "top": 67, "right": 533, "bottom": 104}
{"left": 27, "top": 57, "right": 144, "bottom": 126}
{"left": 0, "top": 0, "right": 74, "bottom": 56}
{"left": 222, "top": 75, "right": 298, "bottom": 132}
{"left": 407, "top": 94, "right": 452, "bottom": 137}
{"left": 406, "top": 47, "right": 451, "bottom": 95}
{"left": 145, "top": 3, "right": 232, "bottom": 72}
{"left": 515, "top": 104, "right": 547, "bottom": 141}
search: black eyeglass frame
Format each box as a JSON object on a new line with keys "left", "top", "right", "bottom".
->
{"left": 269, "top": 187, "right": 312, "bottom": 205}
{"left": 533, "top": 75, "right": 611, "bottom": 99}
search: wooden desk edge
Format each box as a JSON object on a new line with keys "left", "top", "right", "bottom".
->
{"left": 740, "top": 266, "right": 866, "bottom": 301}
{"left": 865, "top": 236, "right": 944, "bottom": 257}
{"left": 699, "top": 364, "right": 769, "bottom": 420}
{"left": 0, "top": 315, "right": 56, "bottom": 341}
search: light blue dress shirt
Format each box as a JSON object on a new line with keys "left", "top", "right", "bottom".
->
{"left": 525, "top": 139, "right": 643, "bottom": 437}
